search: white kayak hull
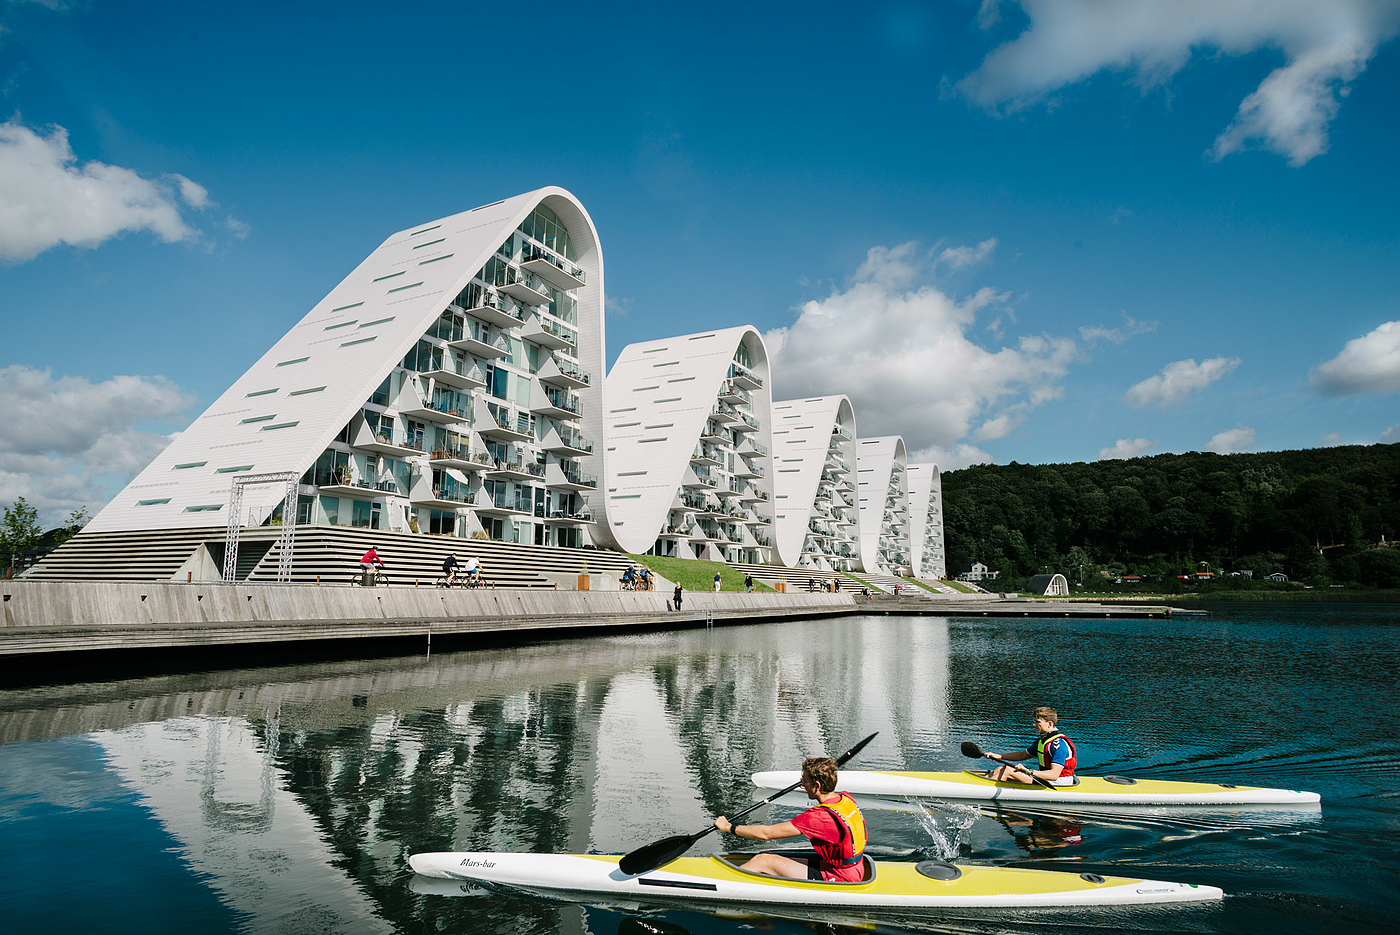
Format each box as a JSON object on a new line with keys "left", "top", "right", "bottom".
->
{"left": 408, "top": 849, "right": 1223, "bottom": 909}
{"left": 752, "top": 769, "right": 1320, "bottom": 806}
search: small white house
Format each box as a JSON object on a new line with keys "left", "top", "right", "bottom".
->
{"left": 957, "top": 561, "right": 999, "bottom": 582}
{"left": 1266, "top": 572, "right": 1289, "bottom": 582}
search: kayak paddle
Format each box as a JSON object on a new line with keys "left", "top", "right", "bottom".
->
{"left": 618, "top": 731, "right": 878, "bottom": 876}
{"left": 961, "top": 740, "right": 1058, "bottom": 790}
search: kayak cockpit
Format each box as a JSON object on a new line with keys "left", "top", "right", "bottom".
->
{"left": 715, "top": 848, "right": 876, "bottom": 885}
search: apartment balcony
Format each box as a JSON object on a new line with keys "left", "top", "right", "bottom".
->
{"left": 735, "top": 460, "right": 763, "bottom": 478}
{"left": 448, "top": 329, "right": 511, "bottom": 359}
{"left": 717, "top": 381, "right": 752, "bottom": 405}
{"left": 356, "top": 428, "right": 426, "bottom": 457}
{"left": 409, "top": 482, "right": 475, "bottom": 510}
{"left": 693, "top": 524, "right": 726, "bottom": 543}
{"left": 728, "top": 363, "right": 763, "bottom": 390}
{"left": 540, "top": 426, "right": 593, "bottom": 456}
{"left": 699, "top": 424, "right": 728, "bottom": 443}
{"left": 487, "top": 458, "right": 545, "bottom": 482}
{"left": 398, "top": 396, "right": 473, "bottom": 426}
{"left": 544, "top": 508, "right": 596, "bottom": 525}
{"left": 691, "top": 445, "right": 724, "bottom": 466}
{"left": 531, "top": 389, "right": 583, "bottom": 421}
{"left": 716, "top": 479, "right": 744, "bottom": 499}
{"left": 429, "top": 446, "right": 493, "bottom": 472}
{"left": 520, "top": 248, "right": 586, "bottom": 291}
{"left": 547, "top": 462, "right": 598, "bottom": 491}
{"left": 522, "top": 314, "right": 578, "bottom": 350}
{"left": 684, "top": 467, "right": 719, "bottom": 490}
{"left": 412, "top": 357, "right": 488, "bottom": 391}
{"left": 738, "top": 439, "right": 767, "bottom": 458}
{"left": 452, "top": 297, "right": 526, "bottom": 330}
{"left": 732, "top": 411, "right": 759, "bottom": 433}
{"left": 474, "top": 491, "right": 532, "bottom": 517}
{"left": 316, "top": 477, "right": 398, "bottom": 500}
{"left": 493, "top": 265, "right": 552, "bottom": 305}
{"left": 657, "top": 523, "right": 694, "bottom": 538}
{"left": 709, "top": 402, "right": 742, "bottom": 425}
{"left": 537, "top": 355, "right": 591, "bottom": 390}
{"left": 476, "top": 406, "right": 534, "bottom": 442}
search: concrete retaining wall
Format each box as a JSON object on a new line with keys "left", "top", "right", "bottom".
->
{"left": 0, "top": 580, "right": 859, "bottom": 656}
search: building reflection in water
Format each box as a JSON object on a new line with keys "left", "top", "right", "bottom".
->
{"left": 0, "top": 615, "right": 950, "bottom": 932}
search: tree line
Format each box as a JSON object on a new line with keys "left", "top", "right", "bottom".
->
{"left": 941, "top": 443, "right": 1400, "bottom": 590}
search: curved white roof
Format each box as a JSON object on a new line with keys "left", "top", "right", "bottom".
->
{"left": 769, "top": 396, "right": 860, "bottom": 569}
{"left": 907, "top": 462, "right": 946, "bottom": 579}
{"left": 855, "top": 435, "right": 910, "bottom": 574}
{"left": 598, "top": 326, "right": 773, "bottom": 556}
{"left": 88, "top": 187, "right": 605, "bottom": 533}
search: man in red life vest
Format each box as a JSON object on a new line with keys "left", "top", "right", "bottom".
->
{"left": 714, "top": 756, "right": 867, "bottom": 881}
{"left": 986, "top": 706, "right": 1077, "bottom": 786}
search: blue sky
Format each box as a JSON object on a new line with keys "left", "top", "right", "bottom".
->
{"left": 2, "top": 0, "right": 1398, "bottom": 523}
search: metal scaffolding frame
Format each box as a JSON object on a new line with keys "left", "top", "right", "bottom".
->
{"left": 223, "top": 472, "right": 300, "bottom": 583}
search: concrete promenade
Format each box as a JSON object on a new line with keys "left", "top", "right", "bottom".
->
{"left": 0, "top": 580, "right": 1174, "bottom": 658}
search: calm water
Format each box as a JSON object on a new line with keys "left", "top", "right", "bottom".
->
{"left": 1, "top": 604, "right": 1397, "bottom": 934}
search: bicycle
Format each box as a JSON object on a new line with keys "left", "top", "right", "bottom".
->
{"left": 350, "top": 569, "right": 389, "bottom": 587}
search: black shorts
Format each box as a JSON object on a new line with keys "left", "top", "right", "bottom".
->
{"left": 808, "top": 858, "right": 823, "bottom": 881}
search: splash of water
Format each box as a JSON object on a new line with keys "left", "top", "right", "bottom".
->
{"left": 904, "top": 797, "right": 980, "bottom": 861}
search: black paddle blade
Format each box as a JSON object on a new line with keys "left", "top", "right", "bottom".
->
{"left": 961, "top": 741, "right": 984, "bottom": 758}
{"left": 618, "top": 833, "right": 696, "bottom": 876}
{"left": 836, "top": 732, "right": 879, "bottom": 766}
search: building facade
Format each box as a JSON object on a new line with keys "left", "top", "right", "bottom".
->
{"left": 598, "top": 326, "right": 774, "bottom": 562}
{"left": 769, "top": 396, "right": 861, "bottom": 571}
{"left": 906, "top": 462, "right": 947, "bottom": 580}
{"left": 84, "top": 187, "right": 606, "bottom": 549}
{"left": 854, "top": 436, "right": 911, "bottom": 575}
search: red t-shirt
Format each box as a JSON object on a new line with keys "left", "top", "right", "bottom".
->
{"left": 791, "top": 799, "right": 865, "bottom": 882}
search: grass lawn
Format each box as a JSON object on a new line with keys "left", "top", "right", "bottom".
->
{"left": 902, "top": 577, "right": 943, "bottom": 594}
{"left": 629, "top": 554, "right": 776, "bottom": 593}
{"left": 841, "top": 571, "right": 876, "bottom": 591}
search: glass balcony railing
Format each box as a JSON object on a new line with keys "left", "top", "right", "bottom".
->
{"left": 548, "top": 356, "right": 591, "bottom": 385}
{"left": 728, "top": 362, "right": 763, "bottom": 387}
{"left": 559, "top": 465, "right": 598, "bottom": 487}
{"left": 493, "top": 457, "right": 545, "bottom": 478}
{"left": 520, "top": 243, "right": 586, "bottom": 284}
{"left": 544, "top": 389, "right": 582, "bottom": 414}
{"left": 537, "top": 316, "right": 578, "bottom": 346}
{"left": 555, "top": 427, "right": 593, "bottom": 452}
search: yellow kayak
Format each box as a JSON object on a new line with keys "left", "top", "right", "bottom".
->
{"left": 408, "top": 848, "right": 1223, "bottom": 908}
{"left": 752, "top": 768, "right": 1320, "bottom": 806}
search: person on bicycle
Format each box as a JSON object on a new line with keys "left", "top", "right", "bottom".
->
{"left": 443, "top": 553, "right": 460, "bottom": 583}
{"left": 359, "top": 547, "right": 385, "bottom": 585}
{"left": 464, "top": 555, "right": 482, "bottom": 586}
{"left": 638, "top": 566, "right": 652, "bottom": 591}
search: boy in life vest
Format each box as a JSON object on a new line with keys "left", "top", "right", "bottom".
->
{"left": 714, "top": 756, "right": 867, "bottom": 881}
{"left": 986, "top": 706, "right": 1077, "bottom": 786}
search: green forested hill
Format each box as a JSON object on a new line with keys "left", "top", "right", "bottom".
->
{"left": 941, "top": 444, "right": 1400, "bottom": 588}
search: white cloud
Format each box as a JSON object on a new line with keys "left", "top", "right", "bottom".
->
{"left": 907, "top": 442, "right": 996, "bottom": 471}
{"left": 936, "top": 237, "right": 998, "bottom": 272}
{"left": 1125, "top": 356, "right": 1241, "bottom": 408}
{"left": 0, "top": 119, "right": 220, "bottom": 262}
{"left": 764, "top": 241, "right": 1079, "bottom": 455}
{"left": 1098, "top": 437, "right": 1158, "bottom": 460}
{"left": 1380, "top": 424, "right": 1400, "bottom": 443}
{"left": 0, "top": 365, "right": 191, "bottom": 526}
{"left": 1079, "top": 313, "right": 1157, "bottom": 344}
{"left": 1205, "top": 424, "right": 1256, "bottom": 453}
{"left": 957, "top": 0, "right": 1400, "bottom": 166}
{"left": 1313, "top": 320, "right": 1400, "bottom": 394}
{"left": 1321, "top": 432, "right": 1345, "bottom": 447}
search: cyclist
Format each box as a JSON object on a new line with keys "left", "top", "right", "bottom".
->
{"left": 359, "top": 547, "right": 385, "bottom": 584}
{"left": 638, "top": 565, "right": 652, "bottom": 591}
{"left": 622, "top": 565, "right": 637, "bottom": 590}
{"left": 463, "top": 555, "right": 482, "bottom": 587}
{"left": 442, "top": 553, "right": 461, "bottom": 584}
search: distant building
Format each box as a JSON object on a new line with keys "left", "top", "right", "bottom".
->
{"left": 1027, "top": 573, "right": 1068, "bottom": 596}
{"left": 1266, "top": 572, "right": 1289, "bottom": 582}
{"left": 957, "top": 561, "right": 999, "bottom": 582}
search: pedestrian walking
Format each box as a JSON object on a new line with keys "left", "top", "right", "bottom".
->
{"left": 673, "top": 583, "right": 683, "bottom": 611}
{"left": 713, "top": 571, "right": 722, "bottom": 592}
{"left": 744, "top": 572, "right": 753, "bottom": 593}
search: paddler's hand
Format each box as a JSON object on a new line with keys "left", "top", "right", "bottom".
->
{"left": 715, "top": 817, "right": 737, "bottom": 834}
